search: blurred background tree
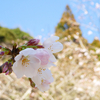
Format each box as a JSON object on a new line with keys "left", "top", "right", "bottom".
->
{"left": 69, "top": 0, "right": 100, "bottom": 47}
{"left": 0, "top": 26, "right": 32, "bottom": 47}
{"left": 55, "top": 5, "right": 88, "bottom": 46}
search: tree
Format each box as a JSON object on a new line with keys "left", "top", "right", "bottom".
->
{"left": 55, "top": 5, "right": 88, "bottom": 45}
{"left": 0, "top": 26, "right": 33, "bottom": 46}
{"left": 69, "top": 0, "right": 100, "bottom": 47}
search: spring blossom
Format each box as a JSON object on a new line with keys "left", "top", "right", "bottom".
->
{"left": 12, "top": 36, "right": 63, "bottom": 92}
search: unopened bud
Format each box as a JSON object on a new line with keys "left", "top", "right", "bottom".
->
{"left": 2, "top": 65, "right": 8, "bottom": 73}
{"left": 5, "top": 68, "right": 12, "bottom": 75}
{"left": 2, "top": 62, "right": 12, "bottom": 74}
{"left": 0, "top": 46, "right": 2, "bottom": 49}
{"left": 5, "top": 70, "right": 9, "bottom": 75}
{"left": 2, "top": 62, "right": 8, "bottom": 73}
{"left": 27, "top": 39, "right": 40, "bottom": 46}
{"left": 0, "top": 51, "right": 4, "bottom": 57}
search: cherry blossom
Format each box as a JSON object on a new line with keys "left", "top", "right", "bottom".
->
{"left": 12, "top": 48, "right": 56, "bottom": 78}
{"left": 11, "top": 36, "right": 63, "bottom": 92}
{"left": 34, "top": 49, "right": 56, "bottom": 68}
{"left": 12, "top": 48, "right": 41, "bottom": 78}
{"left": 0, "top": 35, "right": 63, "bottom": 92}
{"left": 35, "top": 77, "right": 54, "bottom": 92}
{"left": 42, "top": 36, "right": 63, "bottom": 66}
{"left": 32, "top": 68, "right": 54, "bottom": 92}
{"left": 43, "top": 36, "right": 63, "bottom": 53}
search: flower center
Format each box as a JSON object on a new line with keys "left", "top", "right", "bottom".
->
{"left": 41, "top": 79, "right": 44, "bottom": 83}
{"left": 41, "top": 79, "right": 50, "bottom": 85}
{"left": 48, "top": 44, "right": 53, "bottom": 52}
{"left": 22, "top": 56, "right": 30, "bottom": 67}
{"left": 38, "top": 68, "right": 42, "bottom": 74}
{"left": 38, "top": 68, "right": 46, "bottom": 74}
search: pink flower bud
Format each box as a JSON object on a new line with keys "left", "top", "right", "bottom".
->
{"left": 5, "top": 68, "right": 12, "bottom": 75}
{"left": 2, "top": 62, "right": 12, "bottom": 74}
{"left": 5, "top": 70, "right": 10, "bottom": 75}
{"left": 0, "top": 46, "right": 2, "bottom": 49}
{"left": 27, "top": 39, "right": 40, "bottom": 46}
{"left": 0, "top": 51, "right": 4, "bottom": 56}
{"left": 2, "top": 62, "right": 8, "bottom": 73}
{"left": 2, "top": 65, "right": 8, "bottom": 73}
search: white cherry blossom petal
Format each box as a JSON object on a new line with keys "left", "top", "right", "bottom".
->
{"left": 49, "top": 53, "right": 57, "bottom": 62}
{"left": 32, "top": 68, "right": 52, "bottom": 85}
{"left": 15, "top": 54, "right": 22, "bottom": 61}
{"left": 32, "top": 73, "right": 41, "bottom": 85}
{"left": 36, "top": 76, "right": 54, "bottom": 92}
{"left": 43, "top": 36, "right": 59, "bottom": 46}
{"left": 41, "top": 69, "right": 52, "bottom": 80}
{"left": 48, "top": 61, "right": 56, "bottom": 67}
{"left": 49, "top": 42, "right": 63, "bottom": 53}
{"left": 40, "top": 61, "right": 55, "bottom": 68}
{"left": 12, "top": 61, "right": 25, "bottom": 78}
{"left": 24, "top": 61, "right": 40, "bottom": 78}
{"left": 20, "top": 48, "right": 36, "bottom": 56}
{"left": 43, "top": 36, "right": 63, "bottom": 53}
{"left": 49, "top": 76, "right": 54, "bottom": 83}
{"left": 15, "top": 48, "right": 36, "bottom": 61}
{"left": 36, "top": 81, "right": 50, "bottom": 92}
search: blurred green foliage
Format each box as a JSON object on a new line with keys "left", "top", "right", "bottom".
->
{"left": 91, "top": 39, "right": 100, "bottom": 48}
{"left": 97, "top": 54, "right": 100, "bottom": 61}
{"left": 0, "top": 26, "right": 32, "bottom": 44}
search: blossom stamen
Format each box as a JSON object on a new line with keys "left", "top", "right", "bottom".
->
{"left": 43, "top": 68, "right": 46, "bottom": 71}
{"left": 48, "top": 44, "right": 53, "bottom": 52}
{"left": 22, "top": 56, "right": 30, "bottom": 67}
{"left": 38, "top": 68, "right": 42, "bottom": 74}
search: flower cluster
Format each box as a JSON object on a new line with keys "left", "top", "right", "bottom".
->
{"left": 0, "top": 36, "right": 63, "bottom": 92}
{"left": 12, "top": 36, "right": 63, "bottom": 92}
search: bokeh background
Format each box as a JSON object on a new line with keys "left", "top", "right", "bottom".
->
{"left": 0, "top": 0, "right": 100, "bottom": 100}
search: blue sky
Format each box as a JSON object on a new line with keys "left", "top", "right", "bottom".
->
{"left": 0, "top": 0, "right": 100, "bottom": 43}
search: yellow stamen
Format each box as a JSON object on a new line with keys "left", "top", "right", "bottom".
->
{"left": 43, "top": 68, "right": 46, "bottom": 71}
{"left": 41, "top": 79, "right": 44, "bottom": 83}
{"left": 38, "top": 68, "right": 42, "bottom": 74}
{"left": 48, "top": 44, "right": 53, "bottom": 51}
{"left": 22, "top": 56, "right": 30, "bottom": 67}
{"left": 38, "top": 68, "right": 46, "bottom": 74}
